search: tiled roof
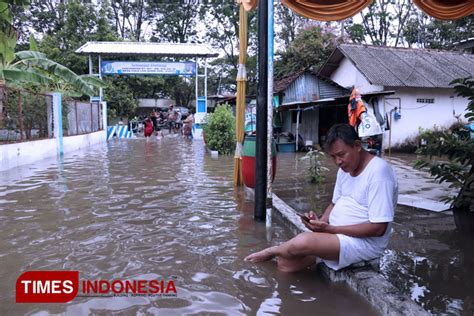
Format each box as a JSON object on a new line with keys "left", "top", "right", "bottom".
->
{"left": 319, "top": 44, "right": 474, "bottom": 88}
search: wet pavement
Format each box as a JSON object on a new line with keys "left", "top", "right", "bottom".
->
{"left": 0, "top": 137, "right": 377, "bottom": 315}
{"left": 272, "top": 151, "right": 474, "bottom": 315}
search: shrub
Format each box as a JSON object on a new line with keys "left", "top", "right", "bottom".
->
{"left": 300, "top": 148, "right": 329, "bottom": 184}
{"left": 414, "top": 77, "right": 473, "bottom": 213}
{"left": 202, "top": 104, "right": 236, "bottom": 155}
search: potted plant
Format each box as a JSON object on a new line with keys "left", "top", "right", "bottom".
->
{"left": 414, "top": 77, "right": 473, "bottom": 235}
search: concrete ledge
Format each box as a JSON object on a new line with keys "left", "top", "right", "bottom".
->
{"left": 272, "top": 193, "right": 429, "bottom": 316}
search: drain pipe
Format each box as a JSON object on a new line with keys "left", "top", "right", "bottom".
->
{"left": 255, "top": 0, "right": 268, "bottom": 221}
{"left": 388, "top": 107, "right": 397, "bottom": 158}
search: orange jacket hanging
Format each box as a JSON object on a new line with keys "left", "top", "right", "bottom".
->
{"left": 348, "top": 88, "right": 366, "bottom": 127}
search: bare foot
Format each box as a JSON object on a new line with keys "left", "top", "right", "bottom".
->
{"left": 244, "top": 247, "right": 276, "bottom": 263}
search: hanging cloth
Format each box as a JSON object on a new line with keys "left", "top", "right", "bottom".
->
{"left": 281, "top": 0, "right": 373, "bottom": 21}
{"left": 348, "top": 88, "right": 366, "bottom": 127}
{"left": 412, "top": 0, "right": 474, "bottom": 20}
{"left": 245, "top": 0, "right": 473, "bottom": 21}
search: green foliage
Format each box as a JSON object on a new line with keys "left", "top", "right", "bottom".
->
{"left": 414, "top": 77, "right": 473, "bottom": 212}
{"left": 202, "top": 104, "right": 236, "bottom": 155}
{"left": 404, "top": 14, "right": 473, "bottom": 49}
{"left": 151, "top": 1, "right": 198, "bottom": 43}
{"left": 3, "top": 88, "right": 49, "bottom": 140}
{"left": 275, "top": 1, "right": 306, "bottom": 49}
{"left": 274, "top": 25, "right": 338, "bottom": 79}
{"left": 300, "top": 148, "right": 329, "bottom": 184}
{"left": 103, "top": 77, "right": 138, "bottom": 118}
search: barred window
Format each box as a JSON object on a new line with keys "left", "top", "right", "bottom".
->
{"left": 416, "top": 98, "right": 435, "bottom": 103}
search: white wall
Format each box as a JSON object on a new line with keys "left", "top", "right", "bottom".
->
{"left": 330, "top": 61, "right": 469, "bottom": 148}
{"left": 330, "top": 57, "right": 384, "bottom": 93}
{"left": 1, "top": 138, "right": 56, "bottom": 172}
{"left": 383, "top": 87, "right": 468, "bottom": 147}
{"left": 63, "top": 131, "right": 106, "bottom": 153}
{"left": 0, "top": 131, "right": 106, "bottom": 172}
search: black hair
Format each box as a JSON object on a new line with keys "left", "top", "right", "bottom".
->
{"left": 325, "top": 123, "right": 360, "bottom": 149}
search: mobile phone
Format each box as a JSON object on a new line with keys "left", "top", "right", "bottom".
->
{"left": 299, "top": 214, "right": 311, "bottom": 223}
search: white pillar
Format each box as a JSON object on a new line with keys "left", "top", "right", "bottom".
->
{"left": 101, "top": 101, "right": 107, "bottom": 131}
{"left": 52, "top": 92, "right": 63, "bottom": 156}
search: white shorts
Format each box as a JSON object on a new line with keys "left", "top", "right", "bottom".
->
{"left": 322, "top": 234, "right": 385, "bottom": 271}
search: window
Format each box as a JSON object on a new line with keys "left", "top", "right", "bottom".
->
{"left": 416, "top": 98, "right": 435, "bottom": 103}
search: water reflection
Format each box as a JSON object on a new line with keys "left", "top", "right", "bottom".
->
{"left": 0, "top": 138, "right": 375, "bottom": 315}
{"left": 273, "top": 151, "right": 474, "bottom": 315}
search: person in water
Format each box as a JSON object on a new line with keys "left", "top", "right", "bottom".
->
{"left": 143, "top": 116, "right": 154, "bottom": 139}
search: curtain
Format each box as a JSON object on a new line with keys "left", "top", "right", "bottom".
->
{"left": 412, "top": 0, "right": 474, "bottom": 20}
{"left": 276, "top": 0, "right": 473, "bottom": 21}
{"left": 281, "top": 0, "right": 372, "bottom": 21}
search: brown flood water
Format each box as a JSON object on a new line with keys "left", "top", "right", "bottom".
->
{"left": 273, "top": 151, "right": 474, "bottom": 315}
{"left": 0, "top": 137, "right": 377, "bottom": 315}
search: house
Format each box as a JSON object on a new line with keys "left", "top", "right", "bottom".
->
{"left": 318, "top": 44, "right": 474, "bottom": 148}
{"left": 274, "top": 68, "right": 351, "bottom": 147}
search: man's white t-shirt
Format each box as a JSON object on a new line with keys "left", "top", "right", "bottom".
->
{"left": 323, "top": 156, "right": 398, "bottom": 270}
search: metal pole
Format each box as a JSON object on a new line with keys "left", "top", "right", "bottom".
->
{"left": 255, "top": 0, "right": 268, "bottom": 221}
{"left": 204, "top": 58, "right": 208, "bottom": 113}
{"left": 266, "top": 0, "right": 274, "bottom": 227}
{"left": 88, "top": 55, "right": 93, "bottom": 75}
{"left": 88, "top": 55, "right": 93, "bottom": 103}
{"left": 195, "top": 56, "right": 199, "bottom": 111}
{"left": 98, "top": 55, "right": 103, "bottom": 102}
{"left": 296, "top": 108, "right": 300, "bottom": 152}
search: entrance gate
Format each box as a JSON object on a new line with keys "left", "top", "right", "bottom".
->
{"left": 75, "top": 41, "right": 218, "bottom": 139}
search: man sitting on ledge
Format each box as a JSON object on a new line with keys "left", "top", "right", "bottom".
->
{"left": 245, "top": 123, "right": 398, "bottom": 272}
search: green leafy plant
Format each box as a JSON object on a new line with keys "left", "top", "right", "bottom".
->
{"left": 300, "top": 148, "right": 329, "bottom": 184}
{"left": 202, "top": 104, "right": 235, "bottom": 155}
{"left": 414, "top": 77, "right": 473, "bottom": 214}
{"left": 0, "top": 2, "right": 104, "bottom": 96}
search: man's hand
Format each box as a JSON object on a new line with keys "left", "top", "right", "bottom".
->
{"left": 301, "top": 211, "right": 334, "bottom": 233}
{"left": 303, "top": 218, "right": 333, "bottom": 233}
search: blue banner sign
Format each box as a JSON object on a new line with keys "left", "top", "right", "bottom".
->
{"left": 101, "top": 61, "right": 196, "bottom": 76}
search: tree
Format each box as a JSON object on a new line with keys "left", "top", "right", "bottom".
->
{"left": 200, "top": 2, "right": 257, "bottom": 78}
{"left": 1, "top": 2, "right": 102, "bottom": 96}
{"left": 275, "top": 1, "right": 306, "bottom": 50}
{"left": 103, "top": 76, "right": 138, "bottom": 118}
{"left": 150, "top": 1, "right": 199, "bottom": 43}
{"left": 36, "top": 0, "right": 118, "bottom": 76}
{"left": 345, "top": 0, "right": 413, "bottom": 47}
{"left": 404, "top": 13, "right": 473, "bottom": 49}
{"left": 275, "top": 24, "right": 339, "bottom": 79}
{"left": 110, "top": 0, "right": 152, "bottom": 41}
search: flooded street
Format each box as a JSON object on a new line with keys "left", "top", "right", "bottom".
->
{"left": 273, "top": 151, "right": 474, "bottom": 315}
{"left": 0, "top": 137, "right": 376, "bottom": 315}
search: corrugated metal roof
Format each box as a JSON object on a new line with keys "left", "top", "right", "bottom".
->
{"left": 274, "top": 68, "right": 349, "bottom": 97}
{"left": 75, "top": 41, "right": 219, "bottom": 58}
{"left": 319, "top": 44, "right": 474, "bottom": 88}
